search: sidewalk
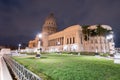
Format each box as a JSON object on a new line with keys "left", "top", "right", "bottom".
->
{"left": 95, "top": 55, "right": 114, "bottom": 60}
{"left": 0, "top": 55, "right": 12, "bottom": 80}
{"left": 0, "top": 56, "right": 1, "bottom": 80}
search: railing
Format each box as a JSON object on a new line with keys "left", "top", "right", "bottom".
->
{"left": 3, "top": 54, "right": 42, "bottom": 80}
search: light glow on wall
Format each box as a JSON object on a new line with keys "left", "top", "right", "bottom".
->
{"left": 63, "top": 45, "right": 68, "bottom": 51}
{"left": 71, "top": 44, "right": 78, "bottom": 51}
{"left": 106, "top": 34, "right": 113, "bottom": 40}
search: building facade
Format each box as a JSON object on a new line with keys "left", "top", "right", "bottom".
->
{"left": 28, "top": 13, "right": 115, "bottom": 54}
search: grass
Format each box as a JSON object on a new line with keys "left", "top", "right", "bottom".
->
{"left": 13, "top": 54, "right": 120, "bottom": 80}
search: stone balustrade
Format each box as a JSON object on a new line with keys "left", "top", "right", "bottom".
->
{"left": 3, "top": 54, "right": 42, "bottom": 80}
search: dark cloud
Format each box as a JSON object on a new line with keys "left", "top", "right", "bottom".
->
{"left": 0, "top": 0, "right": 120, "bottom": 47}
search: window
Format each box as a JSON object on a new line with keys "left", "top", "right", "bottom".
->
{"left": 101, "top": 46, "right": 103, "bottom": 50}
{"left": 104, "top": 39, "right": 106, "bottom": 43}
{"left": 91, "top": 40, "right": 93, "bottom": 44}
{"left": 62, "top": 37, "right": 64, "bottom": 45}
{"left": 96, "top": 46, "right": 98, "bottom": 49}
{"left": 100, "top": 39, "right": 102, "bottom": 44}
{"left": 70, "top": 38, "right": 72, "bottom": 44}
{"left": 67, "top": 38, "right": 69, "bottom": 44}
{"left": 73, "top": 37, "right": 75, "bottom": 43}
{"left": 95, "top": 39, "right": 98, "bottom": 43}
{"left": 81, "top": 37, "right": 82, "bottom": 44}
{"left": 91, "top": 46, "right": 94, "bottom": 49}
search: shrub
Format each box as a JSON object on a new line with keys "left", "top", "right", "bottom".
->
{"left": 20, "top": 52, "right": 53, "bottom": 55}
{"left": 62, "top": 52, "right": 95, "bottom": 56}
{"left": 80, "top": 52, "right": 95, "bottom": 56}
{"left": 62, "top": 52, "right": 70, "bottom": 54}
{"left": 62, "top": 52, "right": 78, "bottom": 55}
{"left": 99, "top": 53, "right": 109, "bottom": 57}
{"left": 69, "top": 52, "right": 78, "bottom": 55}
{"left": 21, "top": 52, "right": 37, "bottom": 55}
{"left": 109, "top": 54, "right": 114, "bottom": 57}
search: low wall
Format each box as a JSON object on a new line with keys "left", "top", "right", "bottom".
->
{"left": 0, "top": 56, "right": 12, "bottom": 80}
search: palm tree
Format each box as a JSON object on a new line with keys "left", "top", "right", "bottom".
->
{"left": 82, "top": 25, "right": 91, "bottom": 52}
{"left": 82, "top": 25, "right": 90, "bottom": 41}
{"left": 95, "top": 25, "right": 111, "bottom": 52}
{"left": 82, "top": 25, "right": 112, "bottom": 53}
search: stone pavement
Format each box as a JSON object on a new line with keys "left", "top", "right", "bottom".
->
{"left": 0, "top": 56, "right": 1, "bottom": 80}
{"left": 0, "top": 55, "right": 12, "bottom": 80}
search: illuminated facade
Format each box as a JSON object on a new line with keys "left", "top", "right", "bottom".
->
{"left": 28, "top": 13, "right": 115, "bottom": 53}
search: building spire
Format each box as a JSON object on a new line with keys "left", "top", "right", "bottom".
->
{"left": 46, "top": 13, "right": 54, "bottom": 19}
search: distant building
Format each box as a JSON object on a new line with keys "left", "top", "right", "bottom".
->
{"left": 0, "top": 46, "right": 5, "bottom": 50}
{"left": 28, "top": 13, "right": 115, "bottom": 54}
{"left": 0, "top": 48, "right": 11, "bottom": 54}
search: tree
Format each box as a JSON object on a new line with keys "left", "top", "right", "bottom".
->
{"left": 82, "top": 24, "right": 112, "bottom": 52}
{"left": 82, "top": 25, "right": 90, "bottom": 41}
{"left": 95, "top": 25, "right": 112, "bottom": 52}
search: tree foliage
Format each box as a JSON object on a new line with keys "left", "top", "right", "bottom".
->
{"left": 82, "top": 24, "right": 112, "bottom": 41}
{"left": 82, "top": 25, "right": 90, "bottom": 41}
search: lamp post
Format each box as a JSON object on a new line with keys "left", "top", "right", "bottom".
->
{"left": 36, "top": 33, "right": 42, "bottom": 58}
{"left": 18, "top": 44, "right": 21, "bottom": 54}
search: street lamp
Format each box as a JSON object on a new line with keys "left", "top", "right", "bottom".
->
{"left": 36, "top": 33, "right": 42, "bottom": 58}
{"left": 106, "top": 34, "right": 113, "bottom": 40}
{"left": 18, "top": 44, "right": 21, "bottom": 54}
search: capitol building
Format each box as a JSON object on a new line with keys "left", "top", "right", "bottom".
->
{"left": 28, "top": 13, "right": 115, "bottom": 54}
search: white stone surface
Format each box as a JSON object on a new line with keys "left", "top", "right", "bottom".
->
{"left": 0, "top": 55, "right": 12, "bottom": 80}
{"left": 114, "top": 54, "right": 120, "bottom": 64}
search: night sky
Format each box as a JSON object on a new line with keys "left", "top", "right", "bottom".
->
{"left": 0, "top": 0, "right": 120, "bottom": 48}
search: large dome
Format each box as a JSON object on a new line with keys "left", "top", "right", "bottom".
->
{"left": 42, "top": 13, "right": 57, "bottom": 34}
{"left": 44, "top": 13, "right": 57, "bottom": 26}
